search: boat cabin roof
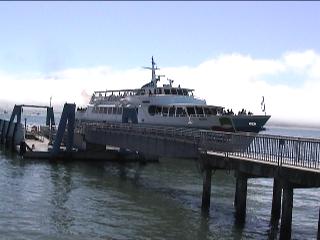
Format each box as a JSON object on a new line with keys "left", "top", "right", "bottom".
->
{"left": 94, "top": 86, "right": 194, "bottom": 94}
{"left": 93, "top": 86, "right": 195, "bottom": 97}
{"left": 150, "top": 104, "right": 224, "bottom": 109}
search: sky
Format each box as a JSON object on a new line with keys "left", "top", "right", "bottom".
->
{"left": 0, "top": 2, "right": 320, "bottom": 125}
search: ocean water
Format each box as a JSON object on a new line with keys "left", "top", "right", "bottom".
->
{"left": 0, "top": 121, "right": 319, "bottom": 239}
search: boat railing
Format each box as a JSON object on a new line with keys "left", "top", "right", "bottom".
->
{"left": 91, "top": 94, "right": 125, "bottom": 105}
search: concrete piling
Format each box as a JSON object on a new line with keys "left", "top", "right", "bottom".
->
{"left": 271, "top": 179, "right": 282, "bottom": 221}
{"left": 201, "top": 167, "right": 212, "bottom": 212}
{"left": 280, "top": 184, "right": 293, "bottom": 240}
{"left": 0, "top": 119, "right": 4, "bottom": 144}
{"left": 318, "top": 207, "right": 320, "bottom": 240}
{"left": 1, "top": 121, "right": 8, "bottom": 145}
{"left": 234, "top": 171, "right": 248, "bottom": 223}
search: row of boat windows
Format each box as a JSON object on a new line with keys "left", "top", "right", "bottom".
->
{"left": 136, "top": 88, "right": 191, "bottom": 96}
{"left": 148, "top": 106, "right": 220, "bottom": 117}
{"left": 91, "top": 105, "right": 221, "bottom": 117}
{"left": 92, "top": 106, "right": 123, "bottom": 115}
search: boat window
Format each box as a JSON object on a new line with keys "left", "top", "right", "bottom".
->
{"left": 104, "top": 107, "right": 108, "bottom": 114}
{"left": 171, "top": 88, "right": 177, "bottom": 95}
{"left": 169, "top": 106, "right": 176, "bottom": 117}
{"left": 148, "top": 105, "right": 156, "bottom": 116}
{"left": 162, "top": 107, "right": 168, "bottom": 116}
{"left": 155, "top": 106, "right": 162, "bottom": 114}
{"left": 216, "top": 108, "right": 222, "bottom": 115}
{"left": 176, "top": 107, "right": 186, "bottom": 117}
{"left": 117, "top": 108, "right": 122, "bottom": 115}
{"left": 183, "top": 89, "right": 188, "bottom": 96}
{"left": 182, "top": 108, "right": 187, "bottom": 116}
{"left": 157, "top": 88, "right": 162, "bottom": 94}
{"left": 177, "top": 89, "right": 183, "bottom": 95}
{"left": 154, "top": 89, "right": 157, "bottom": 94}
{"left": 164, "top": 89, "right": 170, "bottom": 95}
{"left": 211, "top": 108, "right": 217, "bottom": 115}
{"left": 187, "top": 107, "right": 195, "bottom": 115}
{"left": 112, "top": 107, "right": 116, "bottom": 114}
{"left": 204, "top": 107, "right": 211, "bottom": 115}
{"left": 135, "top": 89, "right": 146, "bottom": 96}
{"left": 195, "top": 106, "right": 204, "bottom": 115}
{"left": 107, "top": 108, "right": 112, "bottom": 114}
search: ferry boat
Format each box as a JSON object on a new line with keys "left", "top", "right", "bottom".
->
{"left": 76, "top": 57, "right": 270, "bottom": 133}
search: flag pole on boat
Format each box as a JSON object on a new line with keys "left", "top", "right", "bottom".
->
{"left": 261, "top": 96, "right": 266, "bottom": 116}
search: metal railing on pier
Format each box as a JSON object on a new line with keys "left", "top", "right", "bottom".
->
{"left": 77, "top": 121, "right": 320, "bottom": 171}
{"left": 227, "top": 133, "right": 320, "bottom": 170}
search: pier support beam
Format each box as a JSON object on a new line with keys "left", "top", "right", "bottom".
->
{"left": 52, "top": 103, "right": 75, "bottom": 154}
{"left": 271, "top": 179, "right": 282, "bottom": 222}
{"left": 0, "top": 120, "right": 6, "bottom": 144}
{"left": 234, "top": 172, "right": 248, "bottom": 224}
{"left": 318, "top": 207, "right": 320, "bottom": 240}
{"left": 201, "top": 167, "right": 212, "bottom": 212}
{"left": 280, "top": 184, "right": 293, "bottom": 240}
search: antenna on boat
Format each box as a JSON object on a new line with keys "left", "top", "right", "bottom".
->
{"left": 167, "top": 78, "right": 174, "bottom": 87}
{"left": 143, "top": 56, "right": 160, "bottom": 87}
{"left": 157, "top": 75, "right": 165, "bottom": 81}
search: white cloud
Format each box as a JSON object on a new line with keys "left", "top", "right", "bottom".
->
{"left": 1, "top": 50, "right": 320, "bottom": 125}
{"left": 283, "top": 50, "right": 317, "bottom": 72}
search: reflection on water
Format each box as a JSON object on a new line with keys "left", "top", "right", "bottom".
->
{"left": 49, "top": 163, "right": 74, "bottom": 234}
{"left": 0, "top": 126, "right": 319, "bottom": 239}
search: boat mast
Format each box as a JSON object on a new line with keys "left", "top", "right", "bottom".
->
{"left": 150, "top": 56, "right": 160, "bottom": 87}
{"left": 151, "top": 56, "right": 156, "bottom": 83}
{"left": 143, "top": 56, "right": 160, "bottom": 88}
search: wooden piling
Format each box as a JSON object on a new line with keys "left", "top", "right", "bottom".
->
{"left": 235, "top": 172, "right": 248, "bottom": 223}
{"left": 280, "top": 184, "right": 293, "bottom": 240}
{"left": 201, "top": 167, "right": 212, "bottom": 212}
{"left": 271, "top": 178, "right": 282, "bottom": 221}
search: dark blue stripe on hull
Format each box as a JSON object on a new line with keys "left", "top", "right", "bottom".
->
{"left": 231, "top": 115, "right": 271, "bottom": 133}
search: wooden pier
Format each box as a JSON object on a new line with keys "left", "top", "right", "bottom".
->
{"left": 1, "top": 103, "right": 320, "bottom": 239}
